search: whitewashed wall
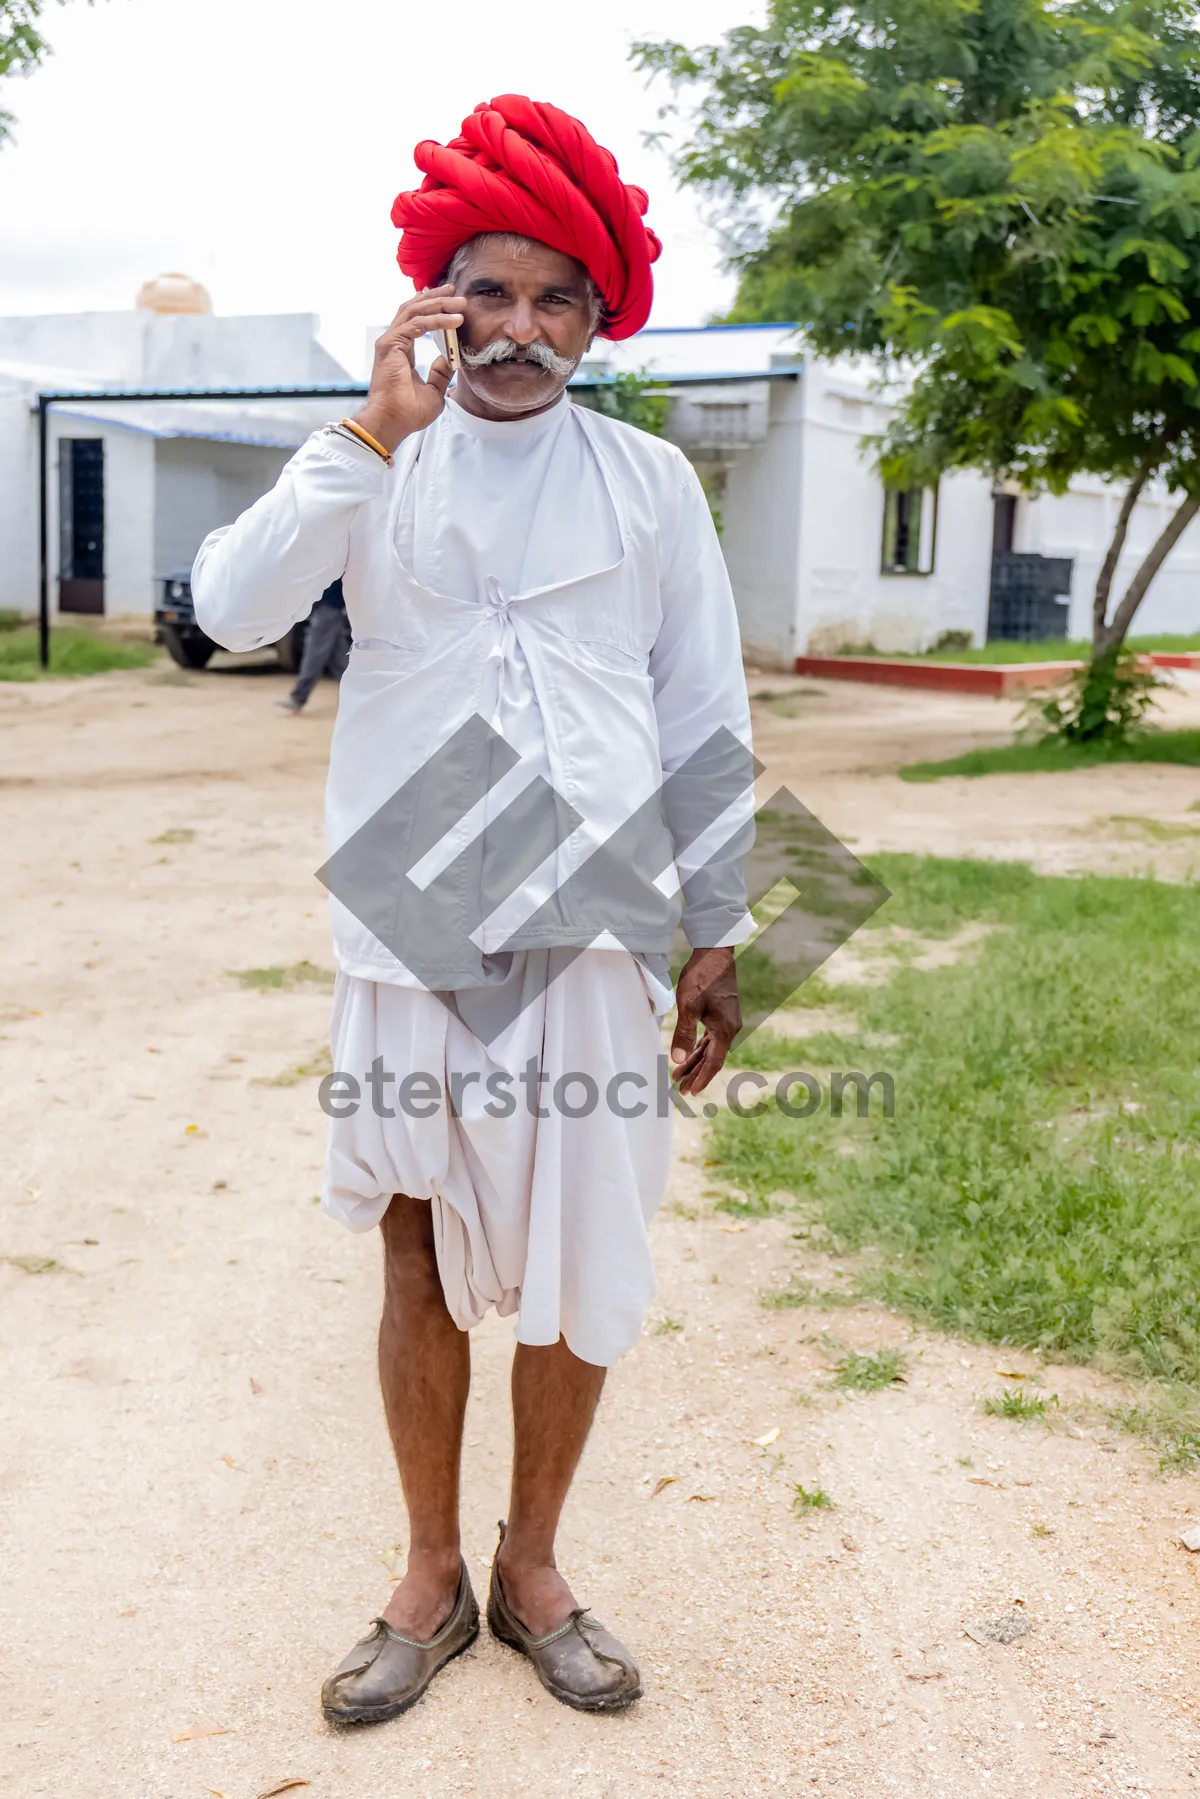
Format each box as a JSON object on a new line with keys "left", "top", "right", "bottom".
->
{"left": 153, "top": 438, "right": 291, "bottom": 583}
{"left": 0, "top": 310, "right": 348, "bottom": 391}
{"left": 3, "top": 415, "right": 330, "bottom": 628}
{"left": 93, "top": 425, "right": 155, "bottom": 616}
{"left": 1021, "top": 479, "right": 1200, "bottom": 640}
{"left": 718, "top": 376, "right": 805, "bottom": 668}
{"left": 0, "top": 384, "right": 35, "bottom": 615}
{"left": 649, "top": 331, "right": 1200, "bottom": 655}
{"left": 791, "top": 362, "right": 993, "bottom": 655}
{"left": 0, "top": 307, "right": 350, "bottom": 621}
{"left": 37, "top": 416, "right": 155, "bottom": 618}
{"left": 0, "top": 396, "right": 154, "bottom": 620}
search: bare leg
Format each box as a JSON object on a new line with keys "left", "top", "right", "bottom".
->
{"left": 494, "top": 1337, "right": 607, "bottom": 1636}
{"left": 377, "top": 1194, "right": 469, "bottom": 1639}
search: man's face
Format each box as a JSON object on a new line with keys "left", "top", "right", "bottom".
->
{"left": 452, "top": 240, "right": 596, "bottom": 417}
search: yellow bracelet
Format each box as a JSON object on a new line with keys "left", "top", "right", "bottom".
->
{"left": 341, "top": 417, "right": 393, "bottom": 465}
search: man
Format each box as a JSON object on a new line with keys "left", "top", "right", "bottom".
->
{"left": 193, "top": 95, "right": 752, "bottom": 1723}
{"left": 276, "top": 577, "right": 349, "bottom": 713}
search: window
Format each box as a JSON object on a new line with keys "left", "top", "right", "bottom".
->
{"left": 881, "top": 484, "right": 937, "bottom": 575}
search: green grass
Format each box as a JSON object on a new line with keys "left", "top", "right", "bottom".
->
{"left": 751, "top": 687, "right": 828, "bottom": 717}
{"left": 982, "top": 1388, "right": 1050, "bottom": 1422}
{"left": 2, "top": 1254, "right": 62, "bottom": 1275}
{"left": 254, "top": 1045, "right": 334, "bottom": 1088}
{"left": 708, "top": 854, "right": 1200, "bottom": 1405}
{"left": 1127, "top": 631, "right": 1200, "bottom": 654}
{"left": 228, "top": 961, "right": 335, "bottom": 991}
{"left": 1109, "top": 1389, "right": 1200, "bottom": 1471}
{"left": 901, "top": 728, "right": 1200, "bottom": 782}
{"left": 1103, "top": 815, "right": 1200, "bottom": 841}
{"left": 828, "top": 632, "right": 1200, "bottom": 666}
{"left": 0, "top": 627, "right": 159, "bottom": 681}
{"left": 830, "top": 1347, "right": 908, "bottom": 1390}
{"left": 792, "top": 1483, "right": 834, "bottom": 1512}
{"left": 760, "top": 1276, "right": 854, "bottom": 1310}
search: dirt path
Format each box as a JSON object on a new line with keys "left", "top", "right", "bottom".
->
{"left": 3, "top": 662, "right": 1199, "bottom": 1798}
{"left": 746, "top": 669, "right": 1200, "bottom": 881}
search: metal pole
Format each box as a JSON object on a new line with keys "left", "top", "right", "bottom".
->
{"left": 38, "top": 397, "right": 49, "bottom": 671}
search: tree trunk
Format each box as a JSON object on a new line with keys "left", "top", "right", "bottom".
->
{"left": 1092, "top": 465, "right": 1152, "bottom": 652}
{"left": 1095, "top": 485, "right": 1200, "bottom": 659}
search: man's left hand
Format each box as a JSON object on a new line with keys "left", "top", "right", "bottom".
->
{"left": 669, "top": 947, "right": 742, "bottom": 1096}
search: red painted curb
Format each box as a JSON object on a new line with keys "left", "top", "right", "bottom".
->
{"left": 793, "top": 656, "right": 1081, "bottom": 696}
{"left": 1148, "top": 651, "right": 1200, "bottom": 669}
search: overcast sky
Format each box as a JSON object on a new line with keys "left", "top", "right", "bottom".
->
{"left": 0, "top": 0, "right": 758, "bottom": 374}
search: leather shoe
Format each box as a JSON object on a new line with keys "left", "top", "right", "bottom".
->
{"left": 487, "top": 1522, "right": 642, "bottom": 1712}
{"left": 321, "top": 1562, "right": 478, "bottom": 1725}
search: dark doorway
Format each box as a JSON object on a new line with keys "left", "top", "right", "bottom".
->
{"left": 992, "top": 492, "right": 1017, "bottom": 557}
{"left": 59, "top": 438, "right": 105, "bottom": 615}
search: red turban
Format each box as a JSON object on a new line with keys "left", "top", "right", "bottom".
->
{"left": 391, "top": 96, "right": 662, "bottom": 341}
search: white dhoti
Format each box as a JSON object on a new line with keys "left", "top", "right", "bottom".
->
{"left": 322, "top": 948, "right": 674, "bottom": 1367}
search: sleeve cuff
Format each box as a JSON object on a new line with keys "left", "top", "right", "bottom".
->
{"left": 682, "top": 904, "right": 755, "bottom": 949}
{"left": 302, "top": 426, "right": 391, "bottom": 492}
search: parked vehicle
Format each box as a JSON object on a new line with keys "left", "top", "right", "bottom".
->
{"left": 155, "top": 570, "right": 307, "bottom": 672}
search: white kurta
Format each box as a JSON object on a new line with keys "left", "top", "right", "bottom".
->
{"left": 193, "top": 392, "right": 754, "bottom": 1366}
{"left": 193, "top": 398, "right": 755, "bottom": 975}
{"left": 389, "top": 393, "right": 615, "bottom": 820}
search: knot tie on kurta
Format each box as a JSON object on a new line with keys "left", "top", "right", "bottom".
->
{"left": 483, "top": 574, "right": 510, "bottom": 617}
{"left": 482, "top": 577, "right": 515, "bottom": 730}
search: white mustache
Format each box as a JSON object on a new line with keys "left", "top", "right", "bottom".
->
{"left": 458, "top": 336, "right": 576, "bottom": 380}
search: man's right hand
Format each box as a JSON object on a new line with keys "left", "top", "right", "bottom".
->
{"left": 352, "top": 285, "right": 465, "bottom": 454}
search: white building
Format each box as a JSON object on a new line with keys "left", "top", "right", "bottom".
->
{"left": 3, "top": 285, "right": 1198, "bottom": 664}
{"left": 0, "top": 273, "right": 352, "bottom": 622}
{"left": 591, "top": 323, "right": 1200, "bottom": 667}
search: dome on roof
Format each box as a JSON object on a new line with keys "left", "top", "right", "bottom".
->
{"left": 135, "top": 272, "right": 213, "bottom": 315}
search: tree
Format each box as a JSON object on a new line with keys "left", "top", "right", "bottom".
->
{"left": 1, "top": 2, "right": 80, "bottom": 148}
{"left": 578, "top": 367, "right": 670, "bottom": 436}
{"left": 636, "top": 0, "right": 1200, "bottom": 732}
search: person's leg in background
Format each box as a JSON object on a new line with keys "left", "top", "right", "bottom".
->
{"left": 328, "top": 607, "right": 351, "bottom": 684}
{"left": 279, "top": 602, "right": 340, "bottom": 712}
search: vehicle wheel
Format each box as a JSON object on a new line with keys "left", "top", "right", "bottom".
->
{"left": 161, "top": 625, "right": 216, "bottom": 669}
{"left": 275, "top": 621, "right": 308, "bottom": 674}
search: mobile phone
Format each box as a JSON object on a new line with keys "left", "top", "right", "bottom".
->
{"left": 437, "top": 325, "right": 461, "bottom": 373}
